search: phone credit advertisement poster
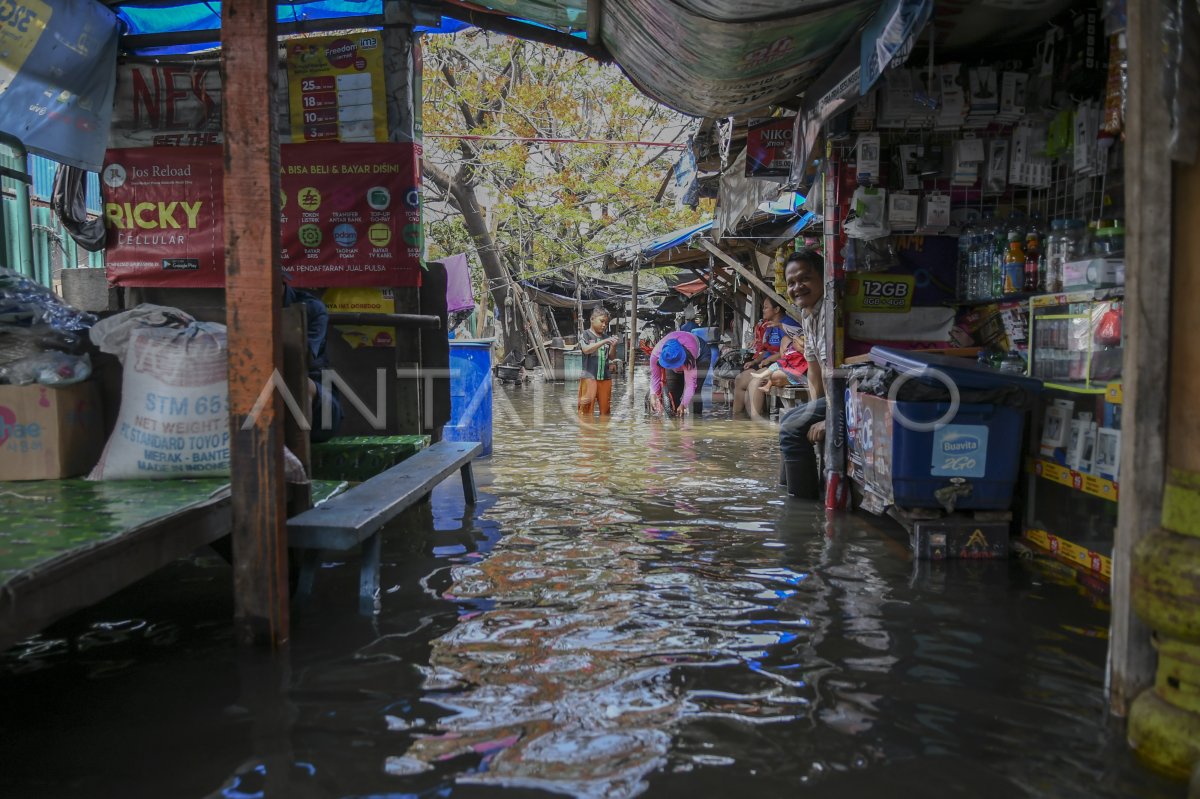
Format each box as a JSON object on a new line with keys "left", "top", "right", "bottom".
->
{"left": 103, "top": 143, "right": 422, "bottom": 288}
{"left": 286, "top": 32, "right": 387, "bottom": 144}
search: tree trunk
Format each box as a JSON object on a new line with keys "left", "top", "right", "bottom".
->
{"left": 455, "top": 186, "right": 527, "bottom": 361}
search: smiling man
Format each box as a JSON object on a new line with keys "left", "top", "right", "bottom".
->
{"left": 778, "top": 249, "right": 827, "bottom": 500}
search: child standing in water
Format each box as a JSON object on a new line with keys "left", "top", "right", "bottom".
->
{"left": 578, "top": 308, "right": 619, "bottom": 416}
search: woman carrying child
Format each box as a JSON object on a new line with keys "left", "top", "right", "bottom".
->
{"left": 732, "top": 296, "right": 798, "bottom": 418}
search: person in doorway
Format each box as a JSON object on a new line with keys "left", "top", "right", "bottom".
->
{"left": 732, "top": 296, "right": 797, "bottom": 418}
{"left": 680, "top": 310, "right": 705, "bottom": 334}
{"left": 778, "top": 249, "right": 828, "bottom": 499}
{"left": 578, "top": 308, "right": 620, "bottom": 417}
{"left": 649, "top": 329, "right": 710, "bottom": 417}
{"left": 282, "top": 277, "right": 343, "bottom": 442}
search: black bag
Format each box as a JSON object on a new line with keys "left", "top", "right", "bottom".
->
{"left": 712, "top": 350, "right": 745, "bottom": 381}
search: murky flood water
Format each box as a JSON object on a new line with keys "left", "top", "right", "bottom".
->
{"left": 0, "top": 375, "right": 1179, "bottom": 798}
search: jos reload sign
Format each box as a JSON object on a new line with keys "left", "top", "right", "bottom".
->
{"left": 102, "top": 142, "right": 422, "bottom": 288}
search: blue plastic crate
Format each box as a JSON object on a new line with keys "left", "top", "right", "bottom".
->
{"left": 850, "top": 387, "right": 1029, "bottom": 511}
{"left": 889, "top": 400, "right": 1026, "bottom": 510}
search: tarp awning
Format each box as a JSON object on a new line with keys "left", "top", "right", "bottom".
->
{"left": 100, "top": 0, "right": 897, "bottom": 117}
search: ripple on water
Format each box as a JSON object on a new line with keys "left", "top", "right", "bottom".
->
{"left": 383, "top": 383, "right": 1168, "bottom": 798}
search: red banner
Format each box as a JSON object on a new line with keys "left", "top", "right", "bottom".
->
{"left": 103, "top": 142, "right": 422, "bottom": 288}
{"left": 745, "top": 116, "right": 795, "bottom": 178}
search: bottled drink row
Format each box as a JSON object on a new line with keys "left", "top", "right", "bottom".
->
{"left": 956, "top": 211, "right": 1124, "bottom": 302}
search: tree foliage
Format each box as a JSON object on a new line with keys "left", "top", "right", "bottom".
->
{"left": 421, "top": 32, "right": 707, "bottom": 336}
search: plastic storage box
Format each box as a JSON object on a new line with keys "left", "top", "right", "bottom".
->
{"left": 850, "top": 347, "right": 1041, "bottom": 510}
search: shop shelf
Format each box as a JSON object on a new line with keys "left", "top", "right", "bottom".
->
{"left": 1028, "top": 286, "right": 1124, "bottom": 309}
{"left": 1029, "top": 457, "right": 1119, "bottom": 502}
{"left": 949, "top": 287, "right": 1124, "bottom": 309}
{"left": 1041, "top": 381, "right": 1110, "bottom": 395}
{"left": 1021, "top": 527, "right": 1113, "bottom": 581}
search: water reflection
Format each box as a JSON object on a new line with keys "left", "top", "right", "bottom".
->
{"left": 387, "top": 380, "right": 1169, "bottom": 798}
{"left": 0, "top": 378, "right": 1177, "bottom": 799}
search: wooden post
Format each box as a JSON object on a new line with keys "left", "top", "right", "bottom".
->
{"left": 383, "top": 17, "right": 423, "bottom": 434}
{"left": 221, "top": 1, "right": 288, "bottom": 647}
{"left": 1109, "top": 0, "right": 1172, "bottom": 715}
{"left": 627, "top": 264, "right": 639, "bottom": 384}
{"left": 574, "top": 265, "right": 584, "bottom": 337}
{"left": 476, "top": 267, "right": 489, "bottom": 337}
{"left": 514, "top": 280, "right": 552, "bottom": 372}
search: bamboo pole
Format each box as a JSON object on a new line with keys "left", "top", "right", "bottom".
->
{"left": 574, "top": 265, "right": 584, "bottom": 337}
{"left": 222, "top": 0, "right": 288, "bottom": 647}
{"left": 628, "top": 264, "right": 639, "bottom": 384}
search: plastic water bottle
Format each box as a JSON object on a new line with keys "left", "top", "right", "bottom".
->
{"left": 1046, "top": 219, "right": 1066, "bottom": 293}
{"left": 991, "top": 223, "right": 1006, "bottom": 299}
{"left": 1000, "top": 349, "right": 1026, "bottom": 374}
{"left": 957, "top": 224, "right": 973, "bottom": 301}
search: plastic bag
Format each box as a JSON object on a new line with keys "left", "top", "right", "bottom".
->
{"left": 0, "top": 351, "right": 91, "bottom": 385}
{"left": 51, "top": 164, "right": 107, "bottom": 252}
{"left": 89, "top": 304, "right": 196, "bottom": 362}
{"left": 0, "top": 267, "right": 95, "bottom": 332}
{"left": 1095, "top": 303, "right": 1123, "bottom": 346}
{"left": 711, "top": 350, "right": 744, "bottom": 381}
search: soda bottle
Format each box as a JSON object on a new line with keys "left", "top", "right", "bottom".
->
{"left": 1023, "top": 222, "right": 1040, "bottom": 293}
{"left": 1004, "top": 230, "right": 1025, "bottom": 295}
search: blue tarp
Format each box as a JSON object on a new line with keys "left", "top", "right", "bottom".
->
{"left": 116, "top": 1, "right": 544, "bottom": 55}
{"left": 639, "top": 219, "right": 713, "bottom": 260}
{"left": 117, "top": 1, "right": 381, "bottom": 36}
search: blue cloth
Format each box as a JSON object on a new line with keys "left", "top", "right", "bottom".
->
{"left": 779, "top": 397, "right": 827, "bottom": 462}
{"left": 658, "top": 338, "right": 688, "bottom": 370}
{"left": 680, "top": 321, "right": 700, "bottom": 333}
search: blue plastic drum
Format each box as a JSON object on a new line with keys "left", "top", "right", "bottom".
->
{"left": 447, "top": 341, "right": 493, "bottom": 456}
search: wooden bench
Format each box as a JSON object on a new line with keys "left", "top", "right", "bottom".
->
{"left": 768, "top": 384, "right": 811, "bottom": 412}
{"left": 287, "top": 439, "right": 482, "bottom": 614}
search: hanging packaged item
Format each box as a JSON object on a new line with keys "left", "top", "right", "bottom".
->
{"left": 856, "top": 133, "right": 881, "bottom": 183}
{"left": 888, "top": 192, "right": 919, "bottom": 230}
{"left": 919, "top": 193, "right": 950, "bottom": 232}
{"left": 844, "top": 186, "right": 890, "bottom": 240}
{"left": 984, "top": 140, "right": 1009, "bottom": 194}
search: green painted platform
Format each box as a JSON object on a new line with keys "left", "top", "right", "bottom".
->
{"left": 0, "top": 478, "right": 348, "bottom": 649}
{"left": 310, "top": 434, "right": 429, "bottom": 482}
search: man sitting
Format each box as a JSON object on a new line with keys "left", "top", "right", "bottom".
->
{"left": 778, "top": 250, "right": 827, "bottom": 500}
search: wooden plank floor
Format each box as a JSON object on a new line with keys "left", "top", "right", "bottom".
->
{"left": 0, "top": 478, "right": 349, "bottom": 650}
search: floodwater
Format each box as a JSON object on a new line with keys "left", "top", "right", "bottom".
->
{"left": 0, "top": 374, "right": 1180, "bottom": 799}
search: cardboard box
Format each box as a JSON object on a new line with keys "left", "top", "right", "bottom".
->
{"left": 0, "top": 381, "right": 104, "bottom": 480}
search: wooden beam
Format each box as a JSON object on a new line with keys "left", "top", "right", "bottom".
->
{"left": 1109, "top": 0, "right": 1170, "bottom": 716}
{"left": 697, "top": 238, "right": 801, "bottom": 321}
{"left": 221, "top": 0, "right": 288, "bottom": 648}
{"left": 383, "top": 16, "right": 424, "bottom": 435}
{"left": 1168, "top": 159, "right": 1200, "bottom": 473}
{"left": 586, "top": 0, "right": 604, "bottom": 45}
